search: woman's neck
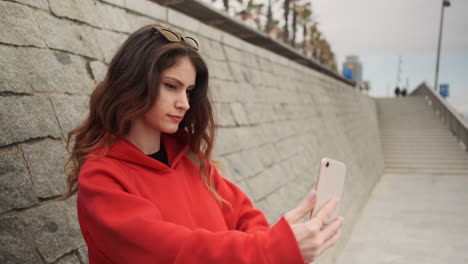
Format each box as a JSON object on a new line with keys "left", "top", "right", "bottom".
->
{"left": 125, "top": 119, "right": 161, "bottom": 155}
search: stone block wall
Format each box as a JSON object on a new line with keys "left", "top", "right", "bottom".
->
{"left": 0, "top": 0, "right": 385, "bottom": 263}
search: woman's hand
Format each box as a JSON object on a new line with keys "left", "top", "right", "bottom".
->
{"left": 283, "top": 192, "right": 344, "bottom": 263}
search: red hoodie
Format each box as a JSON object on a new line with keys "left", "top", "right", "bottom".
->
{"left": 77, "top": 132, "right": 306, "bottom": 263}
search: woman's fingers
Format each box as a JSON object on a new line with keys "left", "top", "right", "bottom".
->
{"left": 317, "top": 227, "right": 342, "bottom": 256}
{"left": 320, "top": 216, "right": 344, "bottom": 242}
{"left": 308, "top": 197, "right": 339, "bottom": 229}
{"left": 284, "top": 191, "right": 317, "bottom": 224}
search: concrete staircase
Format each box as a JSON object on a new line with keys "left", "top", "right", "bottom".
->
{"left": 336, "top": 96, "right": 468, "bottom": 264}
{"left": 376, "top": 96, "right": 468, "bottom": 174}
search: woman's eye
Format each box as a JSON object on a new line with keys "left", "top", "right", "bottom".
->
{"left": 165, "top": 83, "right": 177, "bottom": 90}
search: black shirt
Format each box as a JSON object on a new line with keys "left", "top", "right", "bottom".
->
{"left": 147, "top": 142, "right": 169, "bottom": 166}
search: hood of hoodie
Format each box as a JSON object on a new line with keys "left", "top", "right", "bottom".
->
{"left": 94, "top": 131, "right": 190, "bottom": 173}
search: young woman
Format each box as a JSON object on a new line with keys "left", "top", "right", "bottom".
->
{"left": 61, "top": 24, "right": 343, "bottom": 264}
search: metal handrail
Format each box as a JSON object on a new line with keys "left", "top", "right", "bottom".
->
{"left": 411, "top": 82, "right": 468, "bottom": 151}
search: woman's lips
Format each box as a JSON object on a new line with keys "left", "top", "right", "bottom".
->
{"left": 168, "top": 115, "right": 183, "bottom": 122}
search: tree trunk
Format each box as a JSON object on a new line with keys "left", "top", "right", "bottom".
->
{"left": 291, "top": 4, "right": 297, "bottom": 47}
{"left": 302, "top": 23, "right": 307, "bottom": 54}
{"left": 266, "top": 0, "right": 273, "bottom": 33}
{"left": 283, "top": 0, "right": 290, "bottom": 42}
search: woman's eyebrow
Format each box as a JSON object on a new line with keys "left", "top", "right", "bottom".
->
{"left": 164, "top": 76, "right": 195, "bottom": 89}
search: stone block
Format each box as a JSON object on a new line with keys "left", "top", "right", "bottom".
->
{"left": 20, "top": 138, "right": 68, "bottom": 199}
{"left": 0, "top": 96, "right": 62, "bottom": 146}
{"left": 214, "top": 127, "right": 242, "bottom": 156}
{"left": 223, "top": 151, "right": 254, "bottom": 181}
{"left": 288, "top": 152, "right": 314, "bottom": 179}
{"left": 49, "top": 0, "right": 100, "bottom": 28}
{"left": 252, "top": 198, "right": 273, "bottom": 222}
{"left": 230, "top": 103, "right": 250, "bottom": 126}
{"left": 197, "top": 22, "right": 223, "bottom": 42}
{"left": 236, "top": 126, "right": 263, "bottom": 150}
{"left": 99, "top": 0, "right": 124, "bottom": 7}
{"left": 238, "top": 66, "right": 255, "bottom": 83}
{"left": 78, "top": 247, "right": 89, "bottom": 264}
{"left": 243, "top": 103, "right": 275, "bottom": 124}
{"left": 0, "top": 1, "right": 46, "bottom": 47}
{"left": 124, "top": 0, "right": 166, "bottom": 21}
{"left": 212, "top": 80, "right": 257, "bottom": 104}
{"left": 49, "top": 0, "right": 152, "bottom": 34}
{"left": 167, "top": 9, "right": 201, "bottom": 34}
{"left": 241, "top": 150, "right": 265, "bottom": 176}
{"left": 55, "top": 254, "right": 81, "bottom": 264}
{"left": 221, "top": 32, "right": 244, "bottom": 50}
{"left": 96, "top": 1, "right": 133, "bottom": 33}
{"left": 94, "top": 28, "right": 129, "bottom": 63}
{"left": 246, "top": 164, "right": 288, "bottom": 201}
{"left": 124, "top": 12, "right": 158, "bottom": 33}
{"left": 214, "top": 103, "right": 236, "bottom": 127}
{"left": 50, "top": 95, "right": 89, "bottom": 137}
{"left": 214, "top": 126, "right": 261, "bottom": 156}
{"left": 89, "top": 60, "right": 107, "bottom": 83}
{"left": 226, "top": 62, "right": 244, "bottom": 82}
{"left": 0, "top": 46, "right": 94, "bottom": 94}
{"left": 243, "top": 52, "right": 259, "bottom": 69}
{"left": 215, "top": 157, "right": 236, "bottom": 182}
{"left": 198, "top": 36, "right": 225, "bottom": 61}
{"left": 0, "top": 216, "right": 40, "bottom": 264}
{"left": 205, "top": 58, "right": 232, "bottom": 81}
{"left": 223, "top": 46, "right": 243, "bottom": 64}
{"left": 34, "top": 12, "right": 103, "bottom": 60}
{"left": 8, "top": 0, "right": 48, "bottom": 10}
{"left": 20, "top": 197, "right": 85, "bottom": 263}
{"left": 255, "top": 144, "right": 280, "bottom": 168}
{"left": 0, "top": 147, "right": 38, "bottom": 213}
{"left": 224, "top": 149, "right": 264, "bottom": 182}
{"left": 210, "top": 79, "right": 237, "bottom": 103}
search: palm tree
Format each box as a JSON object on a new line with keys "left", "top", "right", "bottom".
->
{"left": 308, "top": 22, "right": 321, "bottom": 59}
{"left": 296, "top": 2, "right": 312, "bottom": 54}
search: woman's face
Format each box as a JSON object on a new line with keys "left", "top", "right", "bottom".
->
{"left": 142, "top": 56, "right": 196, "bottom": 134}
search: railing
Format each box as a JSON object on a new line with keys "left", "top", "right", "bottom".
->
{"left": 411, "top": 83, "right": 468, "bottom": 151}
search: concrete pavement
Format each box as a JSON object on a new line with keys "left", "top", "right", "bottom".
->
{"left": 337, "top": 173, "right": 468, "bottom": 263}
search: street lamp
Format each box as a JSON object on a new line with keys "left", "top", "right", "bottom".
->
{"left": 434, "top": 0, "right": 451, "bottom": 91}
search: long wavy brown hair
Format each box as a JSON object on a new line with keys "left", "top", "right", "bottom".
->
{"left": 58, "top": 24, "right": 228, "bottom": 206}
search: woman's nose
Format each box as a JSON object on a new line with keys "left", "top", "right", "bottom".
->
{"left": 176, "top": 92, "right": 190, "bottom": 111}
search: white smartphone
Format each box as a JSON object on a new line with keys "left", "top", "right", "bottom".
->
{"left": 309, "top": 157, "right": 347, "bottom": 224}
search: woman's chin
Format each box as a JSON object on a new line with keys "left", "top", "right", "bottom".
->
{"left": 162, "top": 127, "right": 179, "bottom": 134}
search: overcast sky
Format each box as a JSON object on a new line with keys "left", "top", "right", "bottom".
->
{"left": 310, "top": 0, "right": 468, "bottom": 116}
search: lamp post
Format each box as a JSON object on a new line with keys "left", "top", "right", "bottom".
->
{"left": 434, "top": 0, "right": 451, "bottom": 91}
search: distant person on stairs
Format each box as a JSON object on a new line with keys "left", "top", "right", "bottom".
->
{"left": 401, "top": 88, "right": 407, "bottom": 97}
{"left": 394, "top": 86, "right": 401, "bottom": 97}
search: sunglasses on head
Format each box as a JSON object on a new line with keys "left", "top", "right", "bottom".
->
{"left": 149, "top": 26, "right": 199, "bottom": 50}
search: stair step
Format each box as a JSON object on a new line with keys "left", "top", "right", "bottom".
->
{"left": 385, "top": 163, "right": 468, "bottom": 169}
{"left": 384, "top": 159, "right": 468, "bottom": 165}
{"left": 383, "top": 168, "right": 468, "bottom": 175}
